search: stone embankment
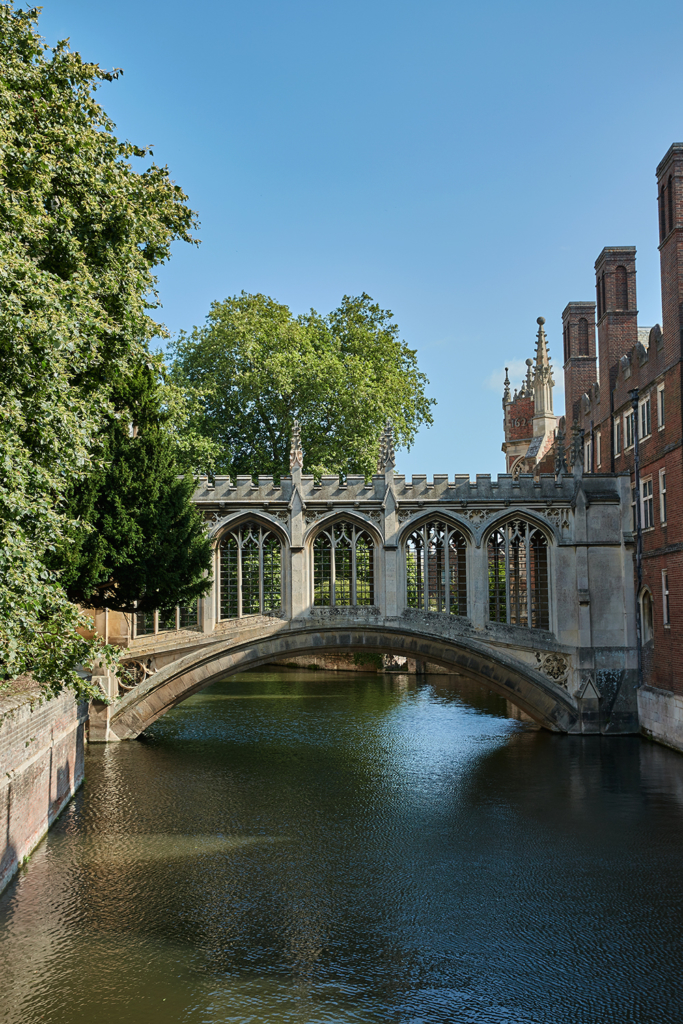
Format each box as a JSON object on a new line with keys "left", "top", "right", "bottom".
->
{"left": 0, "top": 683, "right": 87, "bottom": 894}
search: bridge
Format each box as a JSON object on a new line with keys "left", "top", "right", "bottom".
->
{"left": 89, "top": 427, "right": 639, "bottom": 740}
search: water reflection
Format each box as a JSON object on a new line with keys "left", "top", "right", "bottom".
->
{"left": 1, "top": 670, "right": 683, "bottom": 1023}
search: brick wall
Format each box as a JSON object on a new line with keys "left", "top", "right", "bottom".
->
{"left": 0, "top": 688, "right": 87, "bottom": 894}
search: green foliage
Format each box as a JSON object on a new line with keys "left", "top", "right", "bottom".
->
{"left": 169, "top": 291, "right": 435, "bottom": 480}
{"left": 352, "top": 652, "right": 384, "bottom": 671}
{"left": 56, "top": 365, "right": 213, "bottom": 613}
{"left": 0, "top": 4, "right": 199, "bottom": 698}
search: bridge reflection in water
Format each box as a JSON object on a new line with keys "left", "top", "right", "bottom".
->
{"left": 92, "top": 451, "right": 639, "bottom": 740}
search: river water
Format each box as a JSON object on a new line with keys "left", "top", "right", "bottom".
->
{"left": 1, "top": 670, "right": 683, "bottom": 1024}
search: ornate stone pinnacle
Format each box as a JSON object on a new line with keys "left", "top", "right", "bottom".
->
{"left": 570, "top": 420, "right": 584, "bottom": 468}
{"left": 503, "top": 367, "right": 511, "bottom": 405}
{"left": 377, "top": 419, "right": 395, "bottom": 472}
{"left": 534, "top": 316, "right": 555, "bottom": 387}
{"left": 554, "top": 422, "right": 568, "bottom": 478}
{"left": 289, "top": 419, "right": 303, "bottom": 471}
{"left": 523, "top": 358, "right": 533, "bottom": 396}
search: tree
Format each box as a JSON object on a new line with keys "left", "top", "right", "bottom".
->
{"left": 0, "top": 4, "right": 199, "bottom": 698}
{"left": 170, "top": 291, "right": 435, "bottom": 480}
{"left": 56, "top": 364, "right": 213, "bottom": 613}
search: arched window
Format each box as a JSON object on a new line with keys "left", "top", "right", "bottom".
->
{"left": 668, "top": 175, "right": 674, "bottom": 236}
{"left": 219, "top": 521, "right": 282, "bottom": 619}
{"left": 487, "top": 520, "right": 549, "bottom": 630}
{"left": 601, "top": 274, "right": 606, "bottom": 317}
{"left": 405, "top": 521, "right": 467, "bottom": 616}
{"left": 313, "top": 521, "right": 374, "bottom": 607}
{"left": 578, "top": 317, "right": 589, "bottom": 355}
{"left": 615, "top": 265, "right": 628, "bottom": 310}
{"left": 641, "top": 589, "right": 654, "bottom": 644}
{"left": 660, "top": 185, "right": 667, "bottom": 240}
{"left": 563, "top": 324, "right": 569, "bottom": 363}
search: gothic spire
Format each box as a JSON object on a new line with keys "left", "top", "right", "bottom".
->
{"left": 289, "top": 419, "right": 303, "bottom": 471}
{"left": 533, "top": 316, "right": 554, "bottom": 387}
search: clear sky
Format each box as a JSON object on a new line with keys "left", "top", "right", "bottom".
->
{"left": 37, "top": 0, "right": 683, "bottom": 478}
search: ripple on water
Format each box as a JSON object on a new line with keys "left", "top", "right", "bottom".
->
{"left": 0, "top": 671, "right": 682, "bottom": 1024}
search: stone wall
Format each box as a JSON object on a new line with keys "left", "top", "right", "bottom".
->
{"left": 0, "top": 688, "right": 87, "bottom": 894}
{"left": 638, "top": 684, "right": 683, "bottom": 753}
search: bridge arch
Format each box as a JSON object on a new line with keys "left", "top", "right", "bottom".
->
{"left": 105, "top": 619, "right": 580, "bottom": 741}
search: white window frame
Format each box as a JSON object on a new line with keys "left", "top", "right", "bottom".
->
{"left": 596, "top": 430, "right": 601, "bottom": 469}
{"left": 662, "top": 570, "right": 670, "bottom": 626}
{"left": 614, "top": 416, "right": 622, "bottom": 457}
{"left": 624, "top": 409, "right": 635, "bottom": 450}
{"left": 639, "top": 395, "right": 652, "bottom": 440}
{"left": 641, "top": 476, "right": 654, "bottom": 530}
{"left": 659, "top": 467, "right": 667, "bottom": 525}
{"left": 657, "top": 384, "right": 665, "bottom": 430}
{"left": 584, "top": 437, "right": 592, "bottom": 473}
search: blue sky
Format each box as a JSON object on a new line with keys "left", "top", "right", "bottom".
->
{"left": 37, "top": 0, "right": 683, "bottom": 477}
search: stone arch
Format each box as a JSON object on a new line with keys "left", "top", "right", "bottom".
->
{"left": 484, "top": 514, "right": 553, "bottom": 632}
{"left": 483, "top": 508, "right": 556, "bottom": 546}
{"left": 105, "top": 620, "right": 580, "bottom": 740}
{"left": 396, "top": 510, "right": 474, "bottom": 549}
{"left": 214, "top": 515, "right": 289, "bottom": 622}
{"left": 398, "top": 515, "right": 473, "bottom": 619}
{"left": 306, "top": 515, "right": 380, "bottom": 609}
{"left": 639, "top": 587, "right": 654, "bottom": 645}
{"left": 211, "top": 510, "right": 290, "bottom": 548}
{"left": 303, "top": 510, "right": 383, "bottom": 548}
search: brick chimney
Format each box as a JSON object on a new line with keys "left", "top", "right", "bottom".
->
{"left": 656, "top": 143, "right": 683, "bottom": 365}
{"left": 595, "top": 246, "right": 638, "bottom": 395}
{"left": 562, "top": 302, "right": 597, "bottom": 425}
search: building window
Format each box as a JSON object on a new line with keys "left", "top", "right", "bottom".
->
{"left": 639, "top": 396, "right": 651, "bottom": 439}
{"left": 662, "top": 570, "right": 670, "bottom": 626}
{"left": 657, "top": 384, "right": 665, "bottom": 429}
{"left": 313, "top": 520, "right": 374, "bottom": 607}
{"left": 668, "top": 174, "right": 674, "bottom": 235}
{"left": 135, "top": 602, "right": 199, "bottom": 637}
{"left": 631, "top": 486, "right": 637, "bottom": 532}
{"left": 596, "top": 430, "right": 601, "bottom": 469}
{"left": 625, "top": 410, "right": 635, "bottom": 449}
{"left": 660, "top": 186, "right": 667, "bottom": 240}
{"left": 563, "top": 324, "right": 569, "bottom": 363}
{"left": 578, "top": 317, "right": 589, "bottom": 355}
{"left": 584, "top": 437, "right": 592, "bottom": 473}
{"left": 487, "top": 520, "right": 549, "bottom": 630}
{"left": 641, "top": 478, "right": 654, "bottom": 529}
{"left": 614, "top": 417, "right": 622, "bottom": 456}
{"left": 601, "top": 274, "right": 606, "bottom": 317}
{"left": 219, "top": 521, "right": 282, "bottom": 619}
{"left": 659, "top": 468, "right": 667, "bottom": 524}
{"left": 641, "top": 589, "right": 654, "bottom": 644}
{"left": 405, "top": 521, "right": 467, "bottom": 615}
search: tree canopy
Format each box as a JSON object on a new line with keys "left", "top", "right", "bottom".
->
{"left": 170, "top": 291, "right": 435, "bottom": 480}
{"left": 0, "top": 3, "right": 209, "bottom": 697}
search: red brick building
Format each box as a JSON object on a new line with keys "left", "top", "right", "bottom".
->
{"left": 503, "top": 142, "right": 683, "bottom": 748}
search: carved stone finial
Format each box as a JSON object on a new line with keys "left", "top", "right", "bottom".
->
{"left": 554, "top": 420, "right": 568, "bottom": 478}
{"left": 534, "top": 316, "right": 554, "bottom": 387}
{"left": 570, "top": 419, "right": 584, "bottom": 472}
{"left": 377, "top": 419, "right": 395, "bottom": 472}
{"left": 289, "top": 419, "right": 303, "bottom": 471}
{"left": 523, "top": 358, "right": 534, "bottom": 396}
{"left": 503, "top": 367, "right": 511, "bottom": 405}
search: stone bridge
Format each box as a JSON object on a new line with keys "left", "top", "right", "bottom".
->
{"left": 90, "top": 444, "right": 639, "bottom": 740}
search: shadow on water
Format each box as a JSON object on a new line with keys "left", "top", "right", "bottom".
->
{"left": 1, "top": 669, "right": 683, "bottom": 1024}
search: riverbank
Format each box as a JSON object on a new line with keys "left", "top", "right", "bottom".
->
{"left": 0, "top": 683, "right": 87, "bottom": 894}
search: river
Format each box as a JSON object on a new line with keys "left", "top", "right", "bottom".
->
{"left": 1, "top": 669, "right": 683, "bottom": 1023}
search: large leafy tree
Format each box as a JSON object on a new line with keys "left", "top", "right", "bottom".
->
{"left": 0, "top": 4, "right": 204, "bottom": 697}
{"left": 170, "top": 291, "right": 435, "bottom": 479}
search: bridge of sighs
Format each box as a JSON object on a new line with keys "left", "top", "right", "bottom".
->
{"left": 90, "top": 432, "right": 638, "bottom": 741}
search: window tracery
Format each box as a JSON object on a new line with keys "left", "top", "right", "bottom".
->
{"left": 313, "top": 521, "right": 374, "bottom": 607}
{"left": 487, "top": 520, "right": 549, "bottom": 630}
{"left": 405, "top": 521, "right": 467, "bottom": 616}
{"left": 219, "top": 521, "right": 282, "bottom": 619}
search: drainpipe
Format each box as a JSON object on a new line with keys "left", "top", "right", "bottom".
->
{"left": 629, "top": 389, "right": 643, "bottom": 687}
